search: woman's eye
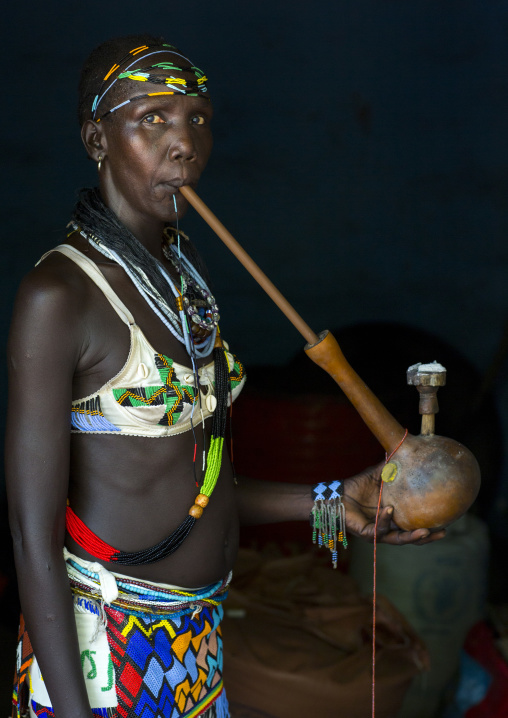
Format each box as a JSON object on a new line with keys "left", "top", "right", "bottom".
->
{"left": 192, "top": 115, "right": 206, "bottom": 125}
{"left": 143, "top": 114, "right": 165, "bottom": 124}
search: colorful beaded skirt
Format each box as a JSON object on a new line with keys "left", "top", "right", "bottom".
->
{"left": 12, "top": 551, "right": 231, "bottom": 718}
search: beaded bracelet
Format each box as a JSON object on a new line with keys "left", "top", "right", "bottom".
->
{"left": 310, "top": 480, "right": 347, "bottom": 569}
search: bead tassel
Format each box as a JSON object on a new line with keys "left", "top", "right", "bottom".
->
{"left": 310, "top": 480, "right": 347, "bottom": 568}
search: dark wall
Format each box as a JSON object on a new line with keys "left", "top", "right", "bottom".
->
{"left": 2, "top": 1, "right": 508, "bottom": 523}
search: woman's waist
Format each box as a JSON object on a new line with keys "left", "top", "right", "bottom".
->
{"left": 64, "top": 488, "right": 239, "bottom": 587}
{"left": 64, "top": 547, "right": 232, "bottom": 618}
{"left": 66, "top": 441, "right": 238, "bottom": 584}
{"left": 67, "top": 465, "right": 236, "bottom": 526}
{"left": 65, "top": 536, "right": 237, "bottom": 598}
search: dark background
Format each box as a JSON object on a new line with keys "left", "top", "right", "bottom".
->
{"left": 3, "top": 0, "right": 507, "bottom": 513}
{"left": 1, "top": 0, "right": 508, "bottom": 697}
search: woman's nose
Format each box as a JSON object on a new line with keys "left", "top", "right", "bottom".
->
{"left": 168, "top": 126, "right": 197, "bottom": 162}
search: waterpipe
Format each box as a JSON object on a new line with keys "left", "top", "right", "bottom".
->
{"left": 179, "top": 185, "right": 480, "bottom": 530}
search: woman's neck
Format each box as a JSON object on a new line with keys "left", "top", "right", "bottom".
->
{"left": 99, "top": 188, "right": 166, "bottom": 260}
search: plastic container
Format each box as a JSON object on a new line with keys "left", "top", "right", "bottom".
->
{"left": 348, "top": 514, "right": 489, "bottom": 718}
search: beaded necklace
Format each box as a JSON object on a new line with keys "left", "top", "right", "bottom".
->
{"left": 69, "top": 223, "right": 217, "bottom": 359}
{"left": 163, "top": 227, "right": 220, "bottom": 334}
{"left": 65, "top": 212, "right": 232, "bottom": 564}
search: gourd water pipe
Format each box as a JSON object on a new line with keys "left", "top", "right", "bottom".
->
{"left": 179, "top": 185, "right": 480, "bottom": 531}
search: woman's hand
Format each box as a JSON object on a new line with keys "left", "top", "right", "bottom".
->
{"left": 343, "top": 464, "right": 447, "bottom": 545}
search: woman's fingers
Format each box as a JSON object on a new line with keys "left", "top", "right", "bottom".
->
{"left": 345, "top": 496, "right": 448, "bottom": 546}
{"left": 373, "top": 506, "right": 394, "bottom": 536}
{"left": 378, "top": 526, "right": 447, "bottom": 545}
{"left": 372, "top": 506, "right": 447, "bottom": 545}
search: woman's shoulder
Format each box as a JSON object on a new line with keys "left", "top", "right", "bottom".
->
{"left": 12, "top": 243, "right": 94, "bottom": 331}
{"left": 26, "top": 234, "right": 98, "bottom": 293}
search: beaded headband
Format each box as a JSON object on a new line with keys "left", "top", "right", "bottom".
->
{"left": 92, "top": 43, "right": 209, "bottom": 122}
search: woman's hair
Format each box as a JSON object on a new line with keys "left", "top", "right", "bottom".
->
{"left": 77, "top": 34, "right": 167, "bottom": 125}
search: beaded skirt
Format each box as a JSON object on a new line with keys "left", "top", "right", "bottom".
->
{"left": 12, "top": 551, "right": 231, "bottom": 718}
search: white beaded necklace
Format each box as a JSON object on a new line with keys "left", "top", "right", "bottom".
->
{"left": 71, "top": 224, "right": 217, "bottom": 360}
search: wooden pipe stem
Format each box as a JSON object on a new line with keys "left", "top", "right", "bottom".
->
{"left": 180, "top": 185, "right": 406, "bottom": 453}
{"left": 305, "top": 332, "right": 406, "bottom": 452}
{"left": 180, "top": 185, "right": 319, "bottom": 346}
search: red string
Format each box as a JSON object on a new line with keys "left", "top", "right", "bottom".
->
{"left": 372, "top": 479, "right": 383, "bottom": 718}
{"left": 372, "top": 428, "right": 408, "bottom": 718}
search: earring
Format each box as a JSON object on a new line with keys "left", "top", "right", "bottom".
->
{"left": 97, "top": 155, "right": 103, "bottom": 172}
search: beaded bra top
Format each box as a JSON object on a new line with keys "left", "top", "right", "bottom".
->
{"left": 41, "top": 245, "right": 245, "bottom": 437}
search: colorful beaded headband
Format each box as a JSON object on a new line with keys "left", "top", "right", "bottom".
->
{"left": 92, "top": 43, "right": 209, "bottom": 122}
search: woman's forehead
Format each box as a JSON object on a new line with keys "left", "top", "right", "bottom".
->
{"left": 112, "top": 90, "right": 213, "bottom": 116}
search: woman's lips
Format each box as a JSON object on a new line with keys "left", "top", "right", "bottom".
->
{"left": 159, "top": 179, "right": 197, "bottom": 194}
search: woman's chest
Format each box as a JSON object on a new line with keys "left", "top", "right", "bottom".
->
{"left": 73, "top": 264, "right": 209, "bottom": 399}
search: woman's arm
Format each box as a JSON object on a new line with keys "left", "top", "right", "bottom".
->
{"left": 6, "top": 265, "right": 93, "bottom": 718}
{"left": 235, "top": 467, "right": 446, "bottom": 545}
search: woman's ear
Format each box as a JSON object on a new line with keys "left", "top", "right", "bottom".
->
{"left": 81, "top": 120, "right": 107, "bottom": 162}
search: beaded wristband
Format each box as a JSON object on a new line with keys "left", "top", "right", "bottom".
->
{"left": 310, "top": 480, "right": 347, "bottom": 569}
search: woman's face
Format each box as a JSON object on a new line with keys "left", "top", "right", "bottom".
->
{"left": 85, "top": 54, "right": 213, "bottom": 232}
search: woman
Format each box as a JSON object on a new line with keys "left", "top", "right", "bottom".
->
{"left": 7, "top": 34, "right": 444, "bottom": 718}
